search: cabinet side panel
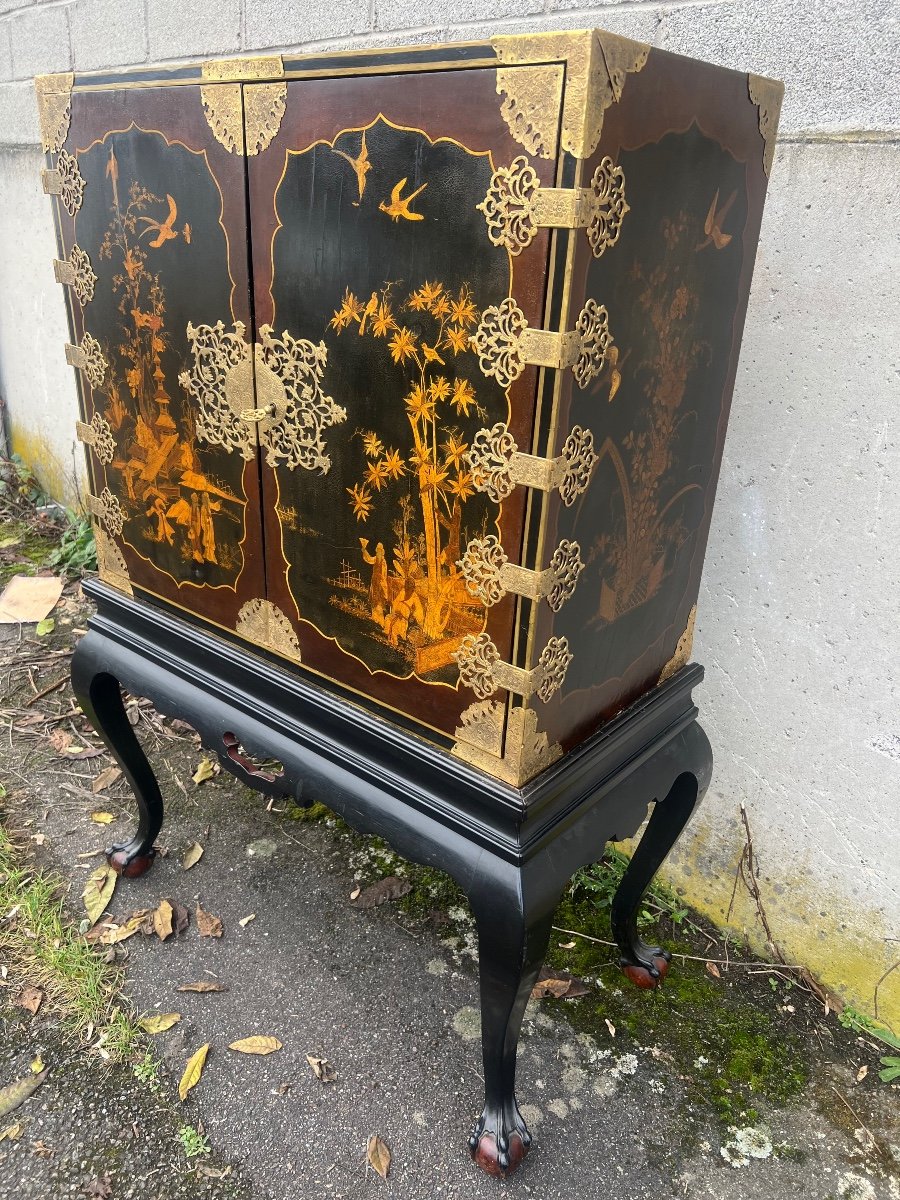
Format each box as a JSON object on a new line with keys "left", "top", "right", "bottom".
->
{"left": 534, "top": 49, "right": 776, "bottom": 752}
{"left": 54, "top": 83, "right": 264, "bottom": 627}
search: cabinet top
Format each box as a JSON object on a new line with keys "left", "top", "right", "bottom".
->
{"left": 35, "top": 29, "right": 782, "bottom": 163}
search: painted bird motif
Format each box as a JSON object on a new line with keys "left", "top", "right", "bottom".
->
{"left": 333, "top": 129, "right": 371, "bottom": 206}
{"left": 138, "top": 194, "right": 180, "bottom": 248}
{"left": 379, "top": 178, "right": 427, "bottom": 222}
{"left": 697, "top": 188, "right": 737, "bottom": 251}
{"left": 106, "top": 145, "right": 119, "bottom": 211}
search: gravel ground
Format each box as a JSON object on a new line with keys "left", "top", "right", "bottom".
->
{"left": 1, "top": 589, "right": 899, "bottom": 1200}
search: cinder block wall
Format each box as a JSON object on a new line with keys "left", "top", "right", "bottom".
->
{"left": 1, "top": 1, "right": 897, "bottom": 1027}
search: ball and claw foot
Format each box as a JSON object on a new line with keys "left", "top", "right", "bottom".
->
{"left": 106, "top": 843, "right": 156, "bottom": 879}
{"left": 620, "top": 944, "right": 671, "bottom": 990}
{"left": 468, "top": 1103, "right": 532, "bottom": 1177}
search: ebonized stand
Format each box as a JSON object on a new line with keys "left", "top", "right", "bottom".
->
{"left": 72, "top": 578, "right": 712, "bottom": 1176}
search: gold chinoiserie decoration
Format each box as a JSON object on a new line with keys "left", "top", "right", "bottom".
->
{"left": 236, "top": 599, "right": 302, "bottom": 662}
{"left": 200, "top": 57, "right": 286, "bottom": 155}
{"left": 179, "top": 320, "right": 346, "bottom": 469}
{"left": 452, "top": 700, "right": 562, "bottom": 788}
{"left": 41, "top": 149, "right": 85, "bottom": 216}
{"left": 747, "top": 74, "right": 784, "bottom": 177}
{"left": 35, "top": 72, "right": 74, "bottom": 154}
{"left": 495, "top": 64, "right": 565, "bottom": 160}
{"left": 492, "top": 29, "right": 649, "bottom": 160}
{"left": 478, "top": 155, "right": 629, "bottom": 258}
{"left": 471, "top": 295, "right": 615, "bottom": 390}
{"left": 94, "top": 528, "right": 133, "bottom": 596}
{"left": 54, "top": 244, "right": 97, "bottom": 307}
{"left": 458, "top": 534, "right": 584, "bottom": 612}
{"left": 466, "top": 421, "right": 598, "bottom": 506}
{"left": 658, "top": 605, "right": 697, "bottom": 684}
{"left": 452, "top": 632, "right": 572, "bottom": 703}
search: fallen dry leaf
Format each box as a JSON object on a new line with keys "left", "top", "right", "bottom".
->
{"left": 195, "top": 1165, "right": 232, "bottom": 1180}
{"left": 90, "top": 812, "right": 116, "bottom": 825}
{"left": 705, "top": 961, "right": 721, "bottom": 979}
{"left": 14, "top": 986, "right": 43, "bottom": 1016}
{"left": 857, "top": 1064, "right": 868, "bottom": 1083}
{"left": 349, "top": 886, "right": 361, "bottom": 901}
{"left": 238, "top": 913, "right": 255, "bottom": 928}
{"left": 49, "top": 728, "right": 104, "bottom": 760}
{"left": 30, "top": 1057, "right": 43, "bottom": 1075}
{"left": 169, "top": 899, "right": 190, "bottom": 936}
{"left": 176, "top": 981, "right": 227, "bottom": 994}
{"left": 0, "top": 1121, "right": 24, "bottom": 1142}
{"left": 558, "top": 940, "right": 577, "bottom": 950}
{"left": 306, "top": 1055, "right": 336, "bottom": 1083}
{"left": 140, "top": 1013, "right": 181, "bottom": 1034}
{"left": 367, "top": 1134, "right": 391, "bottom": 1179}
{"left": 92, "top": 766, "right": 121, "bottom": 794}
{"left": 32, "top": 1138, "right": 55, "bottom": 1156}
{"left": 0, "top": 1069, "right": 48, "bottom": 1119}
{"left": 178, "top": 1044, "right": 210, "bottom": 1101}
{"left": 196, "top": 903, "right": 223, "bottom": 938}
{"left": 531, "top": 968, "right": 591, "bottom": 1000}
{"left": 81, "top": 1174, "right": 113, "bottom": 1198}
{"left": 605, "top": 1018, "right": 616, "bottom": 1038}
{"left": 82, "top": 863, "right": 117, "bottom": 928}
{"left": 182, "top": 841, "right": 204, "bottom": 870}
{"left": 192, "top": 758, "right": 218, "bottom": 785}
{"left": 350, "top": 876, "right": 412, "bottom": 910}
{"left": 153, "top": 900, "right": 174, "bottom": 942}
{"left": 228, "top": 1036, "right": 282, "bottom": 1056}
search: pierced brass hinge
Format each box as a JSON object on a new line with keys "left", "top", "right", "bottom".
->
{"left": 85, "top": 487, "right": 125, "bottom": 537}
{"left": 471, "top": 296, "right": 614, "bottom": 390}
{"left": 65, "top": 333, "right": 107, "bottom": 389}
{"left": 54, "top": 244, "right": 97, "bottom": 307}
{"left": 466, "top": 422, "right": 598, "bottom": 506}
{"left": 453, "top": 633, "right": 572, "bottom": 703}
{"left": 75, "top": 413, "right": 115, "bottom": 464}
{"left": 479, "top": 154, "right": 629, "bottom": 257}
{"left": 41, "top": 149, "right": 84, "bottom": 215}
{"left": 458, "top": 535, "right": 584, "bottom": 612}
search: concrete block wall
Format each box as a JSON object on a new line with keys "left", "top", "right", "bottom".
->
{"left": 0, "top": 0, "right": 897, "bottom": 1027}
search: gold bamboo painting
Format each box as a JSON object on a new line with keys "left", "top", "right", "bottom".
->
{"left": 266, "top": 116, "right": 513, "bottom": 683}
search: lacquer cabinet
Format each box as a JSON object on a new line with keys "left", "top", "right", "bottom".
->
{"left": 38, "top": 31, "right": 781, "bottom": 1174}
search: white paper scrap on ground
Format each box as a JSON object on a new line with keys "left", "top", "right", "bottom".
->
{"left": 0, "top": 574, "right": 64, "bottom": 624}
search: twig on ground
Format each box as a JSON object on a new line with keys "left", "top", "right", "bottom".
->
{"left": 873, "top": 958, "right": 900, "bottom": 1022}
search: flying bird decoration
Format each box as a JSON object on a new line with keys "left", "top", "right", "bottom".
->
{"left": 379, "top": 178, "right": 427, "bottom": 222}
{"left": 333, "top": 130, "right": 371, "bottom": 206}
{"left": 106, "top": 145, "right": 119, "bottom": 211}
{"left": 697, "top": 188, "right": 737, "bottom": 251}
{"left": 138, "top": 194, "right": 180, "bottom": 248}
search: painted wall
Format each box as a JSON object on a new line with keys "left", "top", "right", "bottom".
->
{"left": 0, "top": 0, "right": 897, "bottom": 1026}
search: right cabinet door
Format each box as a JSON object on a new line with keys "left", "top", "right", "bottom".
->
{"left": 245, "top": 66, "right": 559, "bottom": 741}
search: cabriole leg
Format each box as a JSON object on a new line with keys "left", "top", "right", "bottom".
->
{"left": 467, "top": 871, "right": 559, "bottom": 1177}
{"left": 610, "top": 770, "right": 701, "bottom": 989}
{"left": 71, "top": 645, "right": 163, "bottom": 878}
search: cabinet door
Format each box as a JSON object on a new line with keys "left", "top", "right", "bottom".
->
{"left": 50, "top": 81, "right": 264, "bottom": 629}
{"left": 245, "top": 65, "right": 560, "bottom": 739}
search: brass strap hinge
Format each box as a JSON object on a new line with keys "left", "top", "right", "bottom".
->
{"left": 65, "top": 334, "right": 107, "bottom": 389}
{"left": 75, "top": 413, "right": 116, "bottom": 464}
{"left": 458, "top": 534, "right": 584, "bottom": 612}
{"left": 466, "top": 422, "right": 598, "bottom": 506}
{"left": 472, "top": 296, "right": 613, "bottom": 390}
{"left": 54, "top": 245, "right": 97, "bottom": 306}
{"left": 85, "top": 487, "right": 125, "bottom": 537}
{"left": 478, "top": 155, "right": 629, "bottom": 258}
{"left": 41, "top": 150, "right": 85, "bottom": 216}
{"left": 452, "top": 632, "right": 572, "bottom": 703}
{"left": 35, "top": 72, "right": 73, "bottom": 153}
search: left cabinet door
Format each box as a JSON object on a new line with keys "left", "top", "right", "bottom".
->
{"left": 43, "top": 78, "right": 266, "bottom": 631}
